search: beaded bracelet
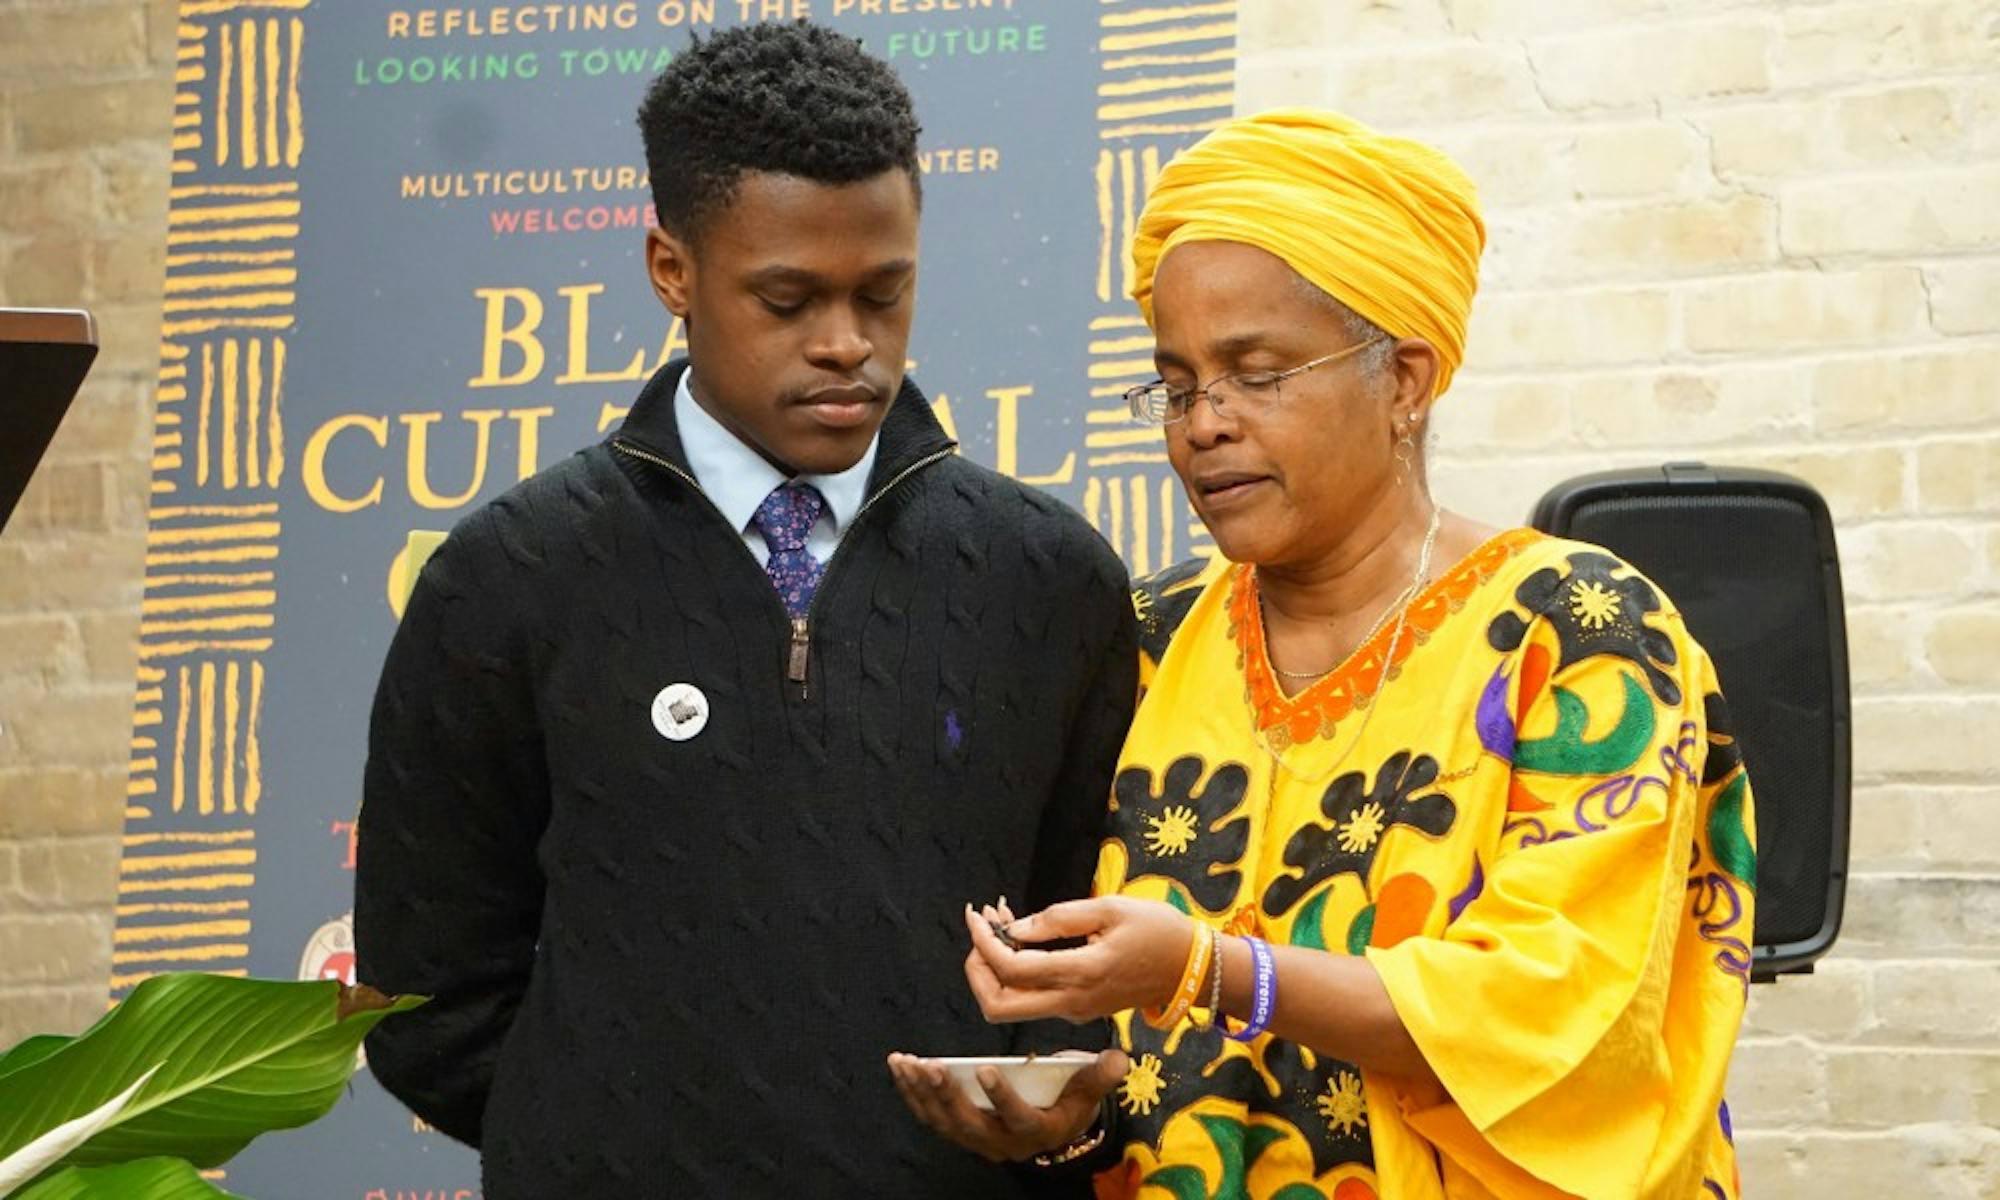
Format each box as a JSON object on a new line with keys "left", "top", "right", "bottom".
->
{"left": 1142, "top": 921, "right": 1214, "bottom": 1030}
{"left": 1223, "top": 936, "right": 1276, "bottom": 1043}
{"left": 1032, "top": 1116, "right": 1109, "bottom": 1167}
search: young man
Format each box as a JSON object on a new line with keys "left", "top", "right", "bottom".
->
{"left": 355, "top": 23, "right": 1133, "bottom": 1198}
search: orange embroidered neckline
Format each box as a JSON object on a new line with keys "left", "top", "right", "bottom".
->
{"left": 1229, "top": 527, "right": 1544, "bottom": 750}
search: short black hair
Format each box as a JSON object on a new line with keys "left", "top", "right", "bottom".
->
{"left": 638, "top": 21, "right": 922, "bottom": 240}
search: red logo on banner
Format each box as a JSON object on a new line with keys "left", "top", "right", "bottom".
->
{"left": 300, "top": 912, "right": 365, "bottom": 1068}
{"left": 300, "top": 911, "right": 357, "bottom": 985}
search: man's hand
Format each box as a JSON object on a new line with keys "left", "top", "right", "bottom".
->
{"left": 886, "top": 1048, "right": 1127, "bottom": 1163}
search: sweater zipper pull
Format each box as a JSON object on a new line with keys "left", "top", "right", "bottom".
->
{"left": 788, "top": 617, "right": 810, "bottom": 690}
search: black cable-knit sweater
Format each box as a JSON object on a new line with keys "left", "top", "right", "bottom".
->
{"left": 355, "top": 360, "right": 1137, "bottom": 1198}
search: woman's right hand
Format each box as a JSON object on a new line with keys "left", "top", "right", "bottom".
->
{"left": 964, "top": 897, "right": 1197, "bottom": 1025}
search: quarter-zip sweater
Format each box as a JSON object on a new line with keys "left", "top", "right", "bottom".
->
{"left": 356, "top": 359, "right": 1137, "bottom": 1198}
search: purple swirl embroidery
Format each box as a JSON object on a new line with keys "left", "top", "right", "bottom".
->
{"left": 1447, "top": 855, "right": 1485, "bottom": 925}
{"left": 1659, "top": 719, "right": 1700, "bottom": 783}
{"left": 1502, "top": 815, "right": 1576, "bottom": 850}
{"left": 1572, "top": 772, "right": 1666, "bottom": 834}
{"left": 1688, "top": 870, "right": 1752, "bottom": 989}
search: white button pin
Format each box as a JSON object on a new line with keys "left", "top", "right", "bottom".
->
{"left": 650, "top": 683, "right": 709, "bottom": 742}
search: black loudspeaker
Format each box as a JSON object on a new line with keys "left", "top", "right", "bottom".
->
{"left": 1530, "top": 464, "right": 1849, "bottom": 981}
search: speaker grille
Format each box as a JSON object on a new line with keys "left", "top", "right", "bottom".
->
{"left": 1567, "top": 494, "right": 1837, "bottom": 948}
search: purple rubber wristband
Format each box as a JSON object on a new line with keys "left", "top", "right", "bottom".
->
{"left": 1224, "top": 935, "right": 1276, "bottom": 1043}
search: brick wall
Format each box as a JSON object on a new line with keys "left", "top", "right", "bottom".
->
{"left": 2, "top": 0, "right": 1994, "bottom": 1192}
{"left": 1239, "top": 0, "right": 1999, "bottom": 1194}
{"left": 0, "top": 0, "right": 173, "bottom": 1044}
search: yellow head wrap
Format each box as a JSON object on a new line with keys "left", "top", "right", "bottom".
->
{"left": 1131, "top": 108, "right": 1486, "bottom": 400}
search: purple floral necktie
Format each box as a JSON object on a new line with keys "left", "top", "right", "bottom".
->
{"left": 750, "top": 482, "right": 827, "bottom": 618}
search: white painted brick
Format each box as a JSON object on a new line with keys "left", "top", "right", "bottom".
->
{"left": 1321, "top": 41, "right": 1546, "bottom": 126}
{"left": 1569, "top": 364, "right": 1815, "bottom": 449}
{"left": 1841, "top": 521, "right": 1985, "bottom": 602}
{"left": 1838, "top": 874, "right": 2000, "bottom": 954}
{"left": 1813, "top": 347, "right": 2000, "bottom": 433}
{"left": 1775, "top": 0, "right": 2000, "bottom": 89}
{"left": 1729, "top": 1037, "right": 1830, "bottom": 1126}
{"left": 1923, "top": 259, "right": 2000, "bottom": 336}
{"left": 1824, "top": 1046, "right": 2000, "bottom": 1129}
{"left": 1573, "top": 121, "right": 1710, "bottom": 199}
{"left": 1446, "top": 0, "right": 1679, "bottom": 38}
{"left": 1740, "top": 958, "right": 1870, "bottom": 1041}
{"left": 1739, "top": 1126, "right": 2000, "bottom": 1198}
{"left": 1868, "top": 961, "right": 2000, "bottom": 1044}
{"left": 1463, "top": 285, "right": 1674, "bottom": 368}
{"left": 1526, "top": 16, "right": 1778, "bottom": 112}
{"left": 1685, "top": 267, "right": 1929, "bottom": 354}
{"left": 1781, "top": 165, "right": 2000, "bottom": 257}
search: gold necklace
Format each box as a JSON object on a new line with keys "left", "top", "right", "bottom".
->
{"left": 1261, "top": 506, "right": 1443, "bottom": 681}
{"left": 1252, "top": 505, "right": 1442, "bottom": 786}
{"left": 1267, "top": 580, "right": 1418, "bottom": 680}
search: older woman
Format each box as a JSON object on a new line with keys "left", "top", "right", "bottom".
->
{"left": 891, "top": 109, "right": 1755, "bottom": 1199}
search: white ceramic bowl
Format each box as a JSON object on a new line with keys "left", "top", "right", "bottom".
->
{"left": 929, "top": 1055, "right": 1093, "bottom": 1111}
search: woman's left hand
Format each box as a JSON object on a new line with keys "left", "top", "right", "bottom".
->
{"left": 963, "top": 896, "right": 1196, "bottom": 1024}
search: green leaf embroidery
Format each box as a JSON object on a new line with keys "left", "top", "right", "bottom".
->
{"left": 1141, "top": 1114, "right": 1292, "bottom": 1200}
{"left": 1515, "top": 674, "right": 1656, "bottom": 776}
{"left": 1707, "top": 773, "right": 1756, "bottom": 892}
{"left": 1290, "top": 888, "right": 1330, "bottom": 951}
{"left": 1141, "top": 1164, "right": 1211, "bottom": 1200}
{"left": 1345, "top": 906, "right": 1377, "bottom": 958}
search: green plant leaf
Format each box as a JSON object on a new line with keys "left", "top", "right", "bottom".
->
{"left": 0, "top": 1037, "right": 71, "bottom": 1081}
{"left": 13, "top": 1156, "right": 246, "bottom": 1199}
{"left": 0, "top": 1068, "right": 159, "bottom": 1194}
{"left": 0, "top": 975, "right": 423, "bottom": 1180}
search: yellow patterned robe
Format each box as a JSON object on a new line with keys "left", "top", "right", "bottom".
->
{"left": 1093, "top": 530, "right": 1754, "bottom": 1200}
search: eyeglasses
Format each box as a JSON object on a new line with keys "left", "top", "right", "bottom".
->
{"left": 1124, "top": 339, "right": 1385, "bottom": 426}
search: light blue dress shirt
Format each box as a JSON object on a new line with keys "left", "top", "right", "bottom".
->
{"left": 672, "top": 368, "right": 880, "bottom": 567}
